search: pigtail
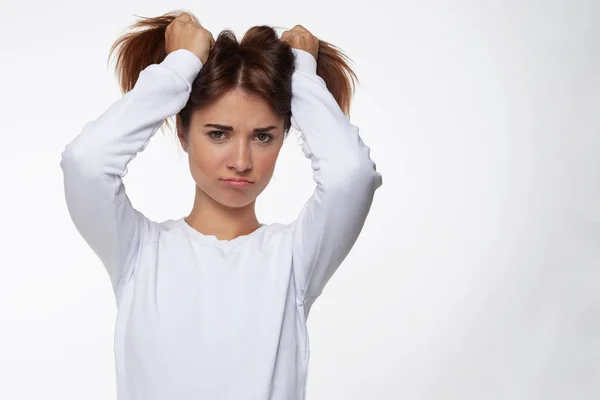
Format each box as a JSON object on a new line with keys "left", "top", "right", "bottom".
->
{"left": 106, "top": 10, "right": 201, "bottom": 133}
{"left": 315, "top": 40, "right": 359, "bottom": 118}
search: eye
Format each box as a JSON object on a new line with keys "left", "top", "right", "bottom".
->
{"left": 208, "top": 131, "right": 227, "bottom": 141}
{"left": 254, "top": 133, "right": 274, "bottom": 143}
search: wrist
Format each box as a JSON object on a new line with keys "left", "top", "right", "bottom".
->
{"left": 292, "top": 48, "right": 317, "bottom": 74}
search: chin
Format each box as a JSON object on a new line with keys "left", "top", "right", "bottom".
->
{"left": 219, "top": 197, "right": 255, "bottom": 209}
{"left": 207, "top": 189, "right": 257, "bottom": 209}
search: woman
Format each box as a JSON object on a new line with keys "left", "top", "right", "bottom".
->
{"left": 60, "top": 10, "right": 382, "bottom": 400}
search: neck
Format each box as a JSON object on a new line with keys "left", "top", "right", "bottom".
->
{"left": 184, "top": 186, "right": 261, "bottom": 241}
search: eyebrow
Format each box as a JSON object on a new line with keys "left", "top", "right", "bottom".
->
{"left": 204, "top": 123, "right": 277, "bottom": 133}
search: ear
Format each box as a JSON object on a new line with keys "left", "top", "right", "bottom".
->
{"left": 176, "top": 115, "right": 188, "bottom": 153}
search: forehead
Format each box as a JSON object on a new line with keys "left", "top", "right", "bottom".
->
{"left": 193, "top": 88, "right": 282, "bottom": 127}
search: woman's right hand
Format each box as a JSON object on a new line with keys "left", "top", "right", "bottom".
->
{"left": 165, "top": 13, "right": 215, "bottom": 65}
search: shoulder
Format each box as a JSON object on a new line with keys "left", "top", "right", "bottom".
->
{"left": 262, "top": 222, "right": 290, "bottom": 238}
{"left": 156, "top": 217, "right": 183, "bottom": 232}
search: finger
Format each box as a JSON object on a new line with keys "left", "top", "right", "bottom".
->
{"left": 292, "top": 24, "right": 309, "bottom": 33}
{"left": 176, "top": 13, "right": 192, "bottom": 23}
{"left": 282, "top": 30, "right": 296, "bottom": 41}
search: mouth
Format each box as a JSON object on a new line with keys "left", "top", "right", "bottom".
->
{"left": 221, "top": 178, "right": 253, "bottom": 188}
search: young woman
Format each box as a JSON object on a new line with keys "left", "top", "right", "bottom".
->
{"left": 60, "top": 10, "right": 382, "bottom": 400}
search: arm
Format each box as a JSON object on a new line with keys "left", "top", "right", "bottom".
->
{"left": 60, "top": 49, "right": 203, "bottom": 299}
{"left": 289, "top": 48, "right": 383, "bottom": 313}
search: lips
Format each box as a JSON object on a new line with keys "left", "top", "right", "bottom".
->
{"left": 222, "top": 178, "right": 252, "bottom": 183}
{"left": 221, "top": 178, "right": 252, "bottom": 188}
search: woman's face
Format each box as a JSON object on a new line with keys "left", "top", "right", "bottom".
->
{"left": 178, "top": 88, "right": 285, "bottom": 209}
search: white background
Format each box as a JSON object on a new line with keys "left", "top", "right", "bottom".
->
{"left": 1, "top": 0, "right": 599, "bottom": 399}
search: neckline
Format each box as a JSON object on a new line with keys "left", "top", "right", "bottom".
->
{"left": 176, "top": 217, "right": 267, "bottom": 248}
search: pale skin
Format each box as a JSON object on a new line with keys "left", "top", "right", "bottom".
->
{"left": 167, "top": 13, "right": 319, "bottom": 240}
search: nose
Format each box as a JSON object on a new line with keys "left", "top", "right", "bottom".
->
{"left": 226, "top": 138, "right": 252, "bottom": 172}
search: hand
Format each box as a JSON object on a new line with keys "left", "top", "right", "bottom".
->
{"left": 165, "top": 12, "right": 215, "bottom": 65}
{"left": 280, "top": 25, "right": 319, "bottom": 62}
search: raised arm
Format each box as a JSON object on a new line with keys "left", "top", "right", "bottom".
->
{"left": 289, "top": 47, "right": 383, "bottom": 315}
{"left": 60, "top": 48, "right": 203, "bottom": 299}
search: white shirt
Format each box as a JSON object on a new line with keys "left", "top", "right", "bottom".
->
{"left": 60, "top": 47, "right": 382, "bottom": 400}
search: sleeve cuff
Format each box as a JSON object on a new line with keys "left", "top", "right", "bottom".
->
{"left": 160, "top": 49, "right": 204, "bottom": 90}
{"left": 292, "top": 48, "right": 317, "bottom": 75}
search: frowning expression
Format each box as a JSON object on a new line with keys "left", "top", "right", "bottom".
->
{"left": 178, "top": 88, "right": 286, "bottom": 208}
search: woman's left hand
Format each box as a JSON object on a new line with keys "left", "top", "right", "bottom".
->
{"left": 280, "top": 25, "right": 319, "bottom": 61}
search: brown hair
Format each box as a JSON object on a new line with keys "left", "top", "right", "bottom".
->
{"left": 107, "top": 10, "right": 358, "bottom": 140}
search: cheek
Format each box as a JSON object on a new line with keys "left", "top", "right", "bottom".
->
{"left": 188, "top": 143, "right": 223, "bottom": 180}
{"left": 193, "top": 155, "right": 215, "bottom": 173}
{"left": 254, "top": 149, "right": 280, "bottom": 175}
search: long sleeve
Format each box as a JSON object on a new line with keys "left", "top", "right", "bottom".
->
{"left": 60, "top": 49, "right": 203, "bottom": 299}
{"left": 289, "top": 48, "right": 383, "bottom": 314}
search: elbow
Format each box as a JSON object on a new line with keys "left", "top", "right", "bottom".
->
{"left": 61, "top": 142, "right": 92, "bottom": 171}
{"left": 322, "top": 155, "right": 382, "bottom": 194}
{"left": 61, "top": 124, "right": 92, "bottom": 168}
{"left": 61, "top": 142, "right": 87, "bottom": 165}
{"left": 60, "top": 121, "right": 114, "bottom": 176}
{"left": 350, "top": 158, "right": 383, "bottom": 191}
{"left": 60, "top": 139, "right": 107, "bottom": 179}
{"left": 346, "top": 140, "right": 382, "bottom": 190}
